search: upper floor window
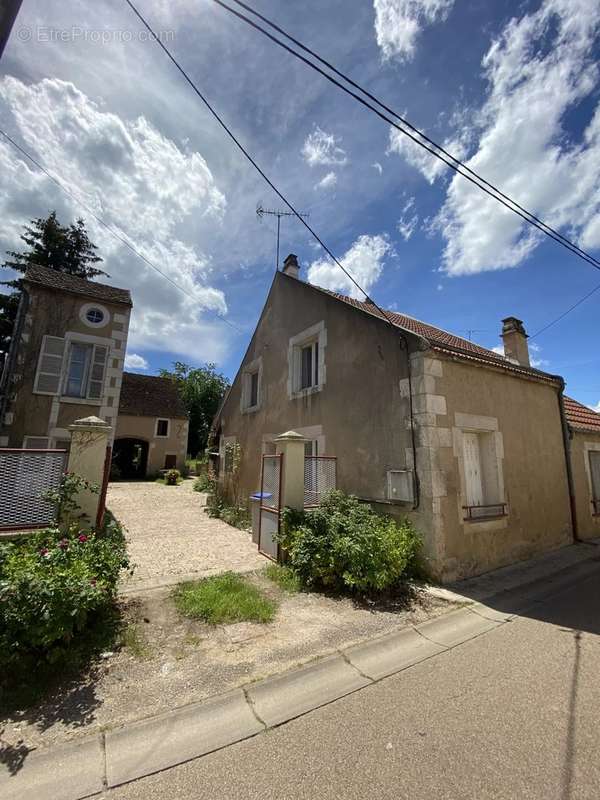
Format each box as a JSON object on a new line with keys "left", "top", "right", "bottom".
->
{"left": 288, "top": 321, "right": 327, "bottom": 399}
{"left": 63, "top": 342, "right": 108, "bottom": 399}
{"left": 156, "top": 419, "right": 170, "bottom": 438}
{"left": 86, "top": 308, "right": 105, "bottom": 325}
{"left": 241, "top": 357, "right": 262, "bottom": 413}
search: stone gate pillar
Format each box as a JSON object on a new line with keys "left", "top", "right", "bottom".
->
{"left": 275, "top": 430, "right": 307, "bottom": 511}
{"left": 68, "top": 416, "right": 112, "bottom": 528}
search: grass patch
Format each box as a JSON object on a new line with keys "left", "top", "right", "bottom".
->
{"left": 173, "top": 572, "right": 277, "bottom": 625}
{"left": 264, "top": 563, "right": 302, "bottom": 593}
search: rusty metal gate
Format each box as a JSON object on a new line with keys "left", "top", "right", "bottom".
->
{"left": 304, "top": 456, "right": 337, "bottom": 508}
{"left": 258, "top": 453, "right": 282, "bottom": 560}
{"left": 0, "top": 448, "right": 67, "bottom": 531}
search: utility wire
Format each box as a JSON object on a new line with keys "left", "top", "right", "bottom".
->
{"left": 529, "top": 282, "right": 600, "bottom": 340}
{"left": 0, "top": 128, "right": 241, "bottom": 333}
{"left": 209, "top": 0, "right": 600, "bottom": 273}
{"left": 124, "top": 0, "right": 397, "bottom": 325}
{"left": 209, "top": 0, "right": 600, "bottom": 336}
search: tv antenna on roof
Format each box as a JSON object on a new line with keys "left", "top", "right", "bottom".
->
{"left": 256, "top": 204, "right": 309, "bottom": 271}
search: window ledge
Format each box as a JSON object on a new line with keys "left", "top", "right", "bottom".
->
{"left": 241, "top": 404, "right": 261, "bottom": 415}
{"left": 60, "top": 396, "right": 102, "bottom": 406}
{"left": 358, "top": 496, "right": 413, "bottom": 507}
{"left": 463, "top": 513, "right": 508, "bottom": 523}
{"left": 291, "top": 385, "right": 323, "bottom": 400}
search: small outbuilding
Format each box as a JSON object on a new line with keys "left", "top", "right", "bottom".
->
{"left": 113, "top": 372, "right": 189, "bottom": 478}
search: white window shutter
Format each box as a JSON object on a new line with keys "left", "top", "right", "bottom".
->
{"left": 87, "top": 345, "right": 108, "bottom": 399}
{"left": 34, "top": 336, "right": 65, "bottom": 394}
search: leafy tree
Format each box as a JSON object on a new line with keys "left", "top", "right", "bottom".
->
{"left": 159, "top": 362, "right": 230, "bottom": 457}
{"left": 0, "top": 211, "right": 107, "bottom": 359}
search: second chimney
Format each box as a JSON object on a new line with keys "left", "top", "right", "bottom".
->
{"left": 282, "top": 253, "right": 299, "bottom": 279}
{"left": 501, "top": 317, "right": 530, "bottom": 367}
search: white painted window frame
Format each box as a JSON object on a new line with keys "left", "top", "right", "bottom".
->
{"left": 33, "top": 335, "right": 66, "bottom": 396}
{"left": 79, "top": 302, "right": 110, "bottom": 329}
{"left": 583, "top": 441, "right": 600, "bottom": 517}
{"left": 287, "top": 321, "right": 327, "bottom": 399}
{"left": 23, "top": 436, "right": 51, "bottom": 449}
{"left": 59, "top": 332, "right": 112, "bottom": 406}
{"left": 241, "top": 356, "right": 263, "bottom": 414}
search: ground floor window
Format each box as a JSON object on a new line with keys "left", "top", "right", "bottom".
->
{"left": 461, "top": 429, "right": 506, "bottom": 520}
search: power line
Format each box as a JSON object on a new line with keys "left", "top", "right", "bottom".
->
{"left": 529, "top": 282, "right": 600, "bottom": 340}
{"left": 209, "top": 0, "right": 600, "bottom": 274}
{"left": 0, "top": 128, "right": 241, "bottom": 333}
{"left": 124, "top": 0, "right": 395, "bottom": 322}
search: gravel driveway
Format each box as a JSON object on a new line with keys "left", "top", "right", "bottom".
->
{"left": 107, "top": 480, "right": 265, "bottom": 592}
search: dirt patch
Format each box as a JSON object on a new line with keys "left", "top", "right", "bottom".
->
{"left": 0, "top": 572, "right": 458, "bottom": 754}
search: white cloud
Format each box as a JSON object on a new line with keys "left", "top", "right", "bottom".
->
{"left": 0, "top": 77, "right": 233, "bottom": 362}
{"left": 373, "top": 0, "right": 454, "bottom": 62}
{"left": 124, "top": 353, "right": 149, "bottom": 371}
{"left": 432, "top": 0, "right": 600, "bottom": 276}
{"left": 492, "top": 341, "right": 549, "bottom": 368}
{"left": 492, "top": 345, "right": 505, "bottom": 356}
{"left": 302, "top": 126, "right": 348, "bottom": 167}
{"left": 372, "top": 162, "right": 383, "bottom": 175}
{"left": 388, "top": 126, "right": 469, "bottom": 185}
{"left": 397, "top": 195, "right": 419, "bottom": 240}
{"left": 307, "top": 234, "right": 391, "bottom": 299}
{"left": 588, "top": 401, "right": 600, "bottom": 413}
{"left": 315, "top": 171, "right": 337, "bottom": 190}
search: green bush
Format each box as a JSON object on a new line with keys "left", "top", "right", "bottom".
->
{"left": 277, "top": 491, "right": 422, "bottom": 594}
{"left": 206, "top": 496, "right": 250, "bottom": 529}
{"left": 0, "top": 515, "right": 130, "bottom": 666}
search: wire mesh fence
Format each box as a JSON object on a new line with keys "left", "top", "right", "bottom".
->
{"left": 0, "top": 449, "right": 67, "bottom": 531}
{"left": 304, "top": 456, "right": 337, "bottom": 507}
{"left": 260, "top": 454, "right": 282, "bottom": 510}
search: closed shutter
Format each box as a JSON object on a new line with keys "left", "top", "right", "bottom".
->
{"left": 590, "top": 452, "right": 600, "bottom": 499}
{"left": 34, "top": 336, "right": 65, "bottom": 394}
{"left": 87, "top": 345, "right": 108, "bottom": 399}
{"left": 463, "top": 432, "right": 484, "bottom": 507}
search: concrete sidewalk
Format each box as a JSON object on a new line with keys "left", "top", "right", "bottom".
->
{"left": 3, "top": 541, "right": 599, "bottom": 800}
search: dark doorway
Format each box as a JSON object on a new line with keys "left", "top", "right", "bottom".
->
{"left": 112, "top": 438, "right": 149, "bottom": 480}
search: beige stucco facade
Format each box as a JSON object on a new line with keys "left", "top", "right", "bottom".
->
{"left": 216, "top": 270, "right": 577, "bottom": 583}
{"left": 569, "top": 429, "right": 600, "bottom": 540}
{"left": 115, "top": 413, "right": 189, "bottom": 474}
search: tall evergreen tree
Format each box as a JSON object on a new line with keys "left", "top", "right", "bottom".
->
{"left": 0, "top": 212, "right": 107, "bottom": 361}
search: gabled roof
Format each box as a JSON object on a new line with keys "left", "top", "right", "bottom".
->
{"left": 310, "top": 282, "right": 561, "bottom": 384}
{"left": 563, "top": 396, "right": 600, "bottom": 433}
{"left": 118, "top": 373, "right": 188, "bottom": 419}
{"left": 24, "top": 264, "right": 132, "bottom": 306}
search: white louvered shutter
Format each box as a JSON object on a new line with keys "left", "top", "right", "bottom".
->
{"left": 590, "top": 452, "right": 600, "bottom": 500}
{"left": 34, "top": 336, "right": 65, "bottom": 394}
{"left": 87, "top": 345, "right": 108, "bottom": 399}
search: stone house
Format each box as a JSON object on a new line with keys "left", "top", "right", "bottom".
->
{"left": 113, "top": 372, "right": 189, "bottom": 478}
{"left": 213, "top": 255, "right": 600, "bottom": 582}
{"left": 0, "top": 264, "right": 188, "bottom": 476}
{"left": 563, "top": 397, "right": 600, "bottom": 540}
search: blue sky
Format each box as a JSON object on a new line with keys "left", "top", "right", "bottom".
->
{"left": 0, "top": 0, "right": 599, "bottom": 407}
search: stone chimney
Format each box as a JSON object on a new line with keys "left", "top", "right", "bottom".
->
{"left": 282, "top": 253, "right": 299, "bottom": 279}
{"left": 501, "top": 317, "right": 530, "bottom": 367}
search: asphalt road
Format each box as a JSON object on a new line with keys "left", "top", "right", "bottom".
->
{"left": 104, "top": 564, "right": 600, "bottom": 800}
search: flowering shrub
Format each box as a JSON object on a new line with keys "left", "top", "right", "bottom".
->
{"left": 0, "top": 514, "right": 130, "bottom": 665}
{"left": 165, "top": 469, "right": 181, "bottom": 486}
{"left": 277, "top": 491, "right": 422, "bottom": 594}
{"left": 43, "top": 472, "right": 99, "bottom": 531}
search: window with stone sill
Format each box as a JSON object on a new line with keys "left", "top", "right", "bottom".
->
{"left": 590, "top": 451, "right": 600, "bottom": 516}
{"left": 288, "top": 322, "right": 326, "bottom": 398}
{"left": 461, "top": 429, "right": 506, "bottom": 521}
{"left": 241, "top": 358, "right": 262, "bottom": 412}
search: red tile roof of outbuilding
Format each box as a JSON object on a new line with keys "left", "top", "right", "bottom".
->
{"left": 563, "top": 396, "right": 600, "bottom": 433}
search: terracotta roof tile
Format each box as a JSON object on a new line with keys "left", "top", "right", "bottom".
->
{"left": 24, "top": 264, "right": 132, "bottom": 306}
{"left": 119, "top": 373, "right": 188, "bottom": 419}
{"left": 563, "top": 396, "right": 600, "bottom": 433}
{"left": 316, "top": 286, "right": 559, "bottom": 383}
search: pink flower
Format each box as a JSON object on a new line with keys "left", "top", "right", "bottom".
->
{"left": 58, "top": 538, "right": 69, "bottom": 550}
{"left": 78, "top": 534, "right": 88, "bottom": 543}
{"left": 40, "top": 547, "right": 49, "bottom": 557}
{"left": 90, "top": 578, "right": 97, "bottom": 587}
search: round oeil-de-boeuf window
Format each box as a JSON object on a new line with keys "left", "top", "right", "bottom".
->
{"left": 86, "top": 307, "right": 105, "bottom": 325}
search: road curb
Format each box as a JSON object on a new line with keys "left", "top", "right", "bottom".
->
{"left": 4, "top": 550, "right": 600, "bottom": 800}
